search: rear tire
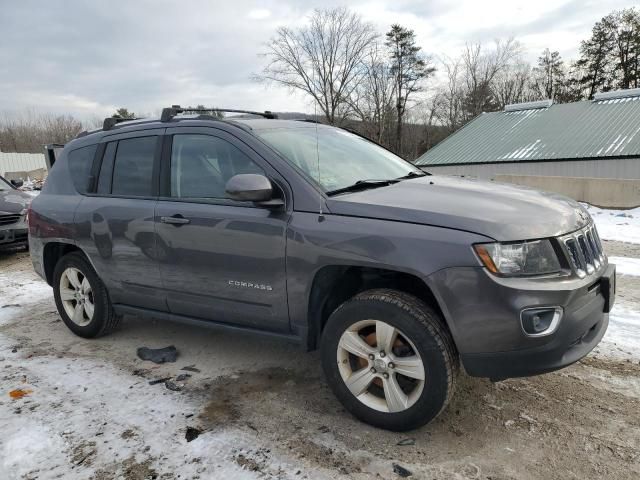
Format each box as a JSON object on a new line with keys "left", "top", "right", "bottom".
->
{"left": 321, "top": 289, "right": 458, "bottom": 431}
{"left": 53, "top": 252, "right": 121, "bottom": 338}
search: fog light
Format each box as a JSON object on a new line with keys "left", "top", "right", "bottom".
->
{"left": 520, "top": 307, "right": 562, "bottom": 337}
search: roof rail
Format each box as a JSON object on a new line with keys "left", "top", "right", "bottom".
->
{"left": 593, "top": 87, "right": 640, "bottom": 101}
{"left": 103, "top": 116, "right": 140, "bottom": 131}
{"left": 504, "top": 99, "right": 553, "bottom": 112}
{"left": 160, "top": 105, "right": 278, "bottom": 122}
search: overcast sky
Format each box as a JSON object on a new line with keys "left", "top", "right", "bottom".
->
{"left": 0, "top": 0, "right": 636, "bottom": 120}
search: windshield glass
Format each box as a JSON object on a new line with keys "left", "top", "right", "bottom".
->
{"left": 0, "top": 176, "right": 11, "bottom": 191}
{"left": 256, "top": 127, "right": 423, "bottom": 193}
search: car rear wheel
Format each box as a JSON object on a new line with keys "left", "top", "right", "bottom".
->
{"left": 321, "top": 289, "right": 458, "bottom": 431}
{"left": 53, "top": 252, "right": 121, "bottom": 338}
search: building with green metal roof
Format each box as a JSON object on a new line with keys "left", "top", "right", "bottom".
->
{"left": 415, "top": 89, "right": 640, "bottom": 183}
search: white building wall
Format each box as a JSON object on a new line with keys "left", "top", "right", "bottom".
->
{"left": 422, "top": 158, "right": 640, "bottom": 180}
{"left": 0, "top": 152, "right": 47, "bottom": 177}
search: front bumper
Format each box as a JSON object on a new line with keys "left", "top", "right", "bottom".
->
{"left": 430, "top": 263, "right": 614, "bottom": 380}
{"left": 0, "top": 221, "right": 28, "bottom": 246}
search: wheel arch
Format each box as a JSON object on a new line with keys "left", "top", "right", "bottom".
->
{"left": 42, "top": 242, "right": 88, "bottom": 286}
{"left": 306, "top": 265, "right": 452, "bottom": 352}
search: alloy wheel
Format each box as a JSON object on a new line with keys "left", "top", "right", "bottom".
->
{"left": 336, "top": 319, "right": 425, "bottom": 413}
{"left": 59, "top": 267, "right": 95, "bottom": 326}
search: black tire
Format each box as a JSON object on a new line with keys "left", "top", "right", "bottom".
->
{"left": 53, "top": 251, "right": 121, "bottom": 338}
{"left": 321, "top": 289, "right": 458, "bottom": 431}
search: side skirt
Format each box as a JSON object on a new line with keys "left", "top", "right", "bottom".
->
{"left": 112, "top": 304, "right": 303, "bottom": 345}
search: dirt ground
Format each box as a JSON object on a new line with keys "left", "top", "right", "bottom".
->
{"left": 1, "top": 244, "right": 639, "bottom": 479}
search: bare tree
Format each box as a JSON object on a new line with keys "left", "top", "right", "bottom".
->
{"left": 258, "top": 7, "right": 377, "bottom": 125}
{"left": 461, "top": 39, "right": 522, "bottom": 118}
{"left": 347, "top": 42, "right": 396, "bottom": 143}
{"left": 386, "top": 24, "right": 435, "bottom": 154}
{"left": 494, "top": 62, "right": 538, "bottom": 108}
{"left": 0, "top": 110, "right": 83, "bottom": 153}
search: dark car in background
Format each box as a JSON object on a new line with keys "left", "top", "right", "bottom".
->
{"left": 0, "top": 175, "right": 30, "bottom": 249}
{"left": 28, "top": 106, "right": 615, "bottom": 431}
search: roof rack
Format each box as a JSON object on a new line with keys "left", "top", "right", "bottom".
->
{"left": 103, "top": 116, "right": 140, "bottom": 131}
{"left": 160, "top": 105, "right": 278, "bottom": 122}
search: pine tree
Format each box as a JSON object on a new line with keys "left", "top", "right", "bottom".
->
{"left": 385, "top": 24, "right": 435, "bottom": 155}
{"left": 112, "top": 108, "right": 135, "bottom": 119}
{"left": 575, "top": 19, "right": 615, "bottom": 98}
{"left": 604, "top": 8, "right": 640, "bottom": 89}
{"left": 534, "top": 49, "right": 565, "bottom": 99}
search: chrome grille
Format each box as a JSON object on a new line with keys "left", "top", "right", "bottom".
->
{"left": 562, "top": 224, "right": 605, "bottom": 278}
{"left": 0, "top": 214, "right": 22, "bottom": 226}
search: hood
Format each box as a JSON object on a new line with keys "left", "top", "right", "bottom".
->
{"left": 326, "top": 175, "right": 590, "bottom": 241}
{"left": 0, "top": 188, "right": 32, "bottom": 215}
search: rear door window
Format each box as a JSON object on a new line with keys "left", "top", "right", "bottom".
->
{"left": 111, "top": 136, "right": 157, "bottom": 197}
{"left": 67, "top": 144, "right": 97, "bottom": 194}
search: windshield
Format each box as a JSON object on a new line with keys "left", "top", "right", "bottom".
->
{"left": 256, "top": 127, "right": 423, "bottom": 193}
{"left": 0, "top": 176, "right": 12, "bottom": 191}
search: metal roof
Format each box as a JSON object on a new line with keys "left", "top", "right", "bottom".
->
{"left": 416, "top": 95, "right": 640, "bottom": 166}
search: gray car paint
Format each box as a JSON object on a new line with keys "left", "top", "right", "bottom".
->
{"left": 29, "top": 118, "right": 611, "bottom": 379}
{"left": 0, "top": 176, "right": 31, "bottom": 243}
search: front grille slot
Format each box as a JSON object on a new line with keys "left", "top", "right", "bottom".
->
{"left": 562, "top": 224, "right": 605, "bottom": 278}
{"left": 0, "top": 214, "right": 22, "bottom": 226}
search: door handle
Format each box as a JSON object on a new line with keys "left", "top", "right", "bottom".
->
{"left": 160, "top": 215, "right": 190, "bottom": 226}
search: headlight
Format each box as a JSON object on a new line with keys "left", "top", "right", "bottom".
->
{"left": 474, "top": 239, "right": 561, "bottom": 276}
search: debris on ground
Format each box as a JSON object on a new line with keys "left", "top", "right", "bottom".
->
{"left": 175, "top": 373, "right": 191, "bottom": 382}
{"left": 9, "top": 388, "right": 32, "bottom": 399}
{"left": 317, "top": 425, "right": 330, "bottom": 433}
{"left": 136, "top": 346, "right": 178, "bottom": 364}
{"left": 185, "top": 427, "right": 202, "bottom": 442}
{"left": 396, "top": 438, "right": 415, "bottom": 446}
{"left": 392, "top": 463, "right": 412, "bottom": 477}
{"left": 148, "top": 377, "right": 172, "bottom": 386}
{"left": 165, "top": 380, "right": 183, "bottom": 392}
{"left": 181, "top": 365, "right": 201, "bottom": 373}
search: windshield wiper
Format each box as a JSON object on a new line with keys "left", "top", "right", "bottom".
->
{"left": 326, "top": 179, "right": 399, "bottom": 196}
{"left": 395, "top": 171, "right": 428, "bottom": 181}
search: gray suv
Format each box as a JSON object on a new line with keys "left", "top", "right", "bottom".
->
{"left": 29, "top": 106, "right": 615, "bottom": 431}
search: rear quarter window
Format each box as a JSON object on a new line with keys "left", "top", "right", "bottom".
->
{"left": 67, "top": 144, "right": 97, "bottom": 194}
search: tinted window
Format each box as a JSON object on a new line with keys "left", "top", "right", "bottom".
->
{"left": 111, "top": 137, "right": 157, "bottom": 196}
{"left": 67, "top": 144, "right": 97, "bottom": 193}
{"left": 97, "top": 142, "right": 117, "bottom": 194}
{"left": 170, "top": 134, "right": 263, "bottom": 199}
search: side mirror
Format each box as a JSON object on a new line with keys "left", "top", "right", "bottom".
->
{"left": 225, "top": 174, "right": 284, "bottom": 207}
{"left": 10, "top": 179, "right": 24, "bottom": 188}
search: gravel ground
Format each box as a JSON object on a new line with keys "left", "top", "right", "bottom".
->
{"left": 1, "top": 243, "right": 639, "bottom": 480}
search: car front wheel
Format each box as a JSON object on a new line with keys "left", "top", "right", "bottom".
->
{"left": 321, "top": 289, "right": 458, "bottom": 431}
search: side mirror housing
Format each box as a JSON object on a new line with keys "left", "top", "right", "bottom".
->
{"left": 225, "top": 174, "right": 284, "bottom": 207}
{"left": 10, "top": 179, "right": 24, "bottom": 188}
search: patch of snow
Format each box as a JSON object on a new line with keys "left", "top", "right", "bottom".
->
{"left": 608, "top": 256, "right": 640, "bottom": 276}
{"left": 0, "top": 331, "right": 298, "bottom": 479}
{"left": 597, "top": 304, "right": 640, "bottom": 361}
{"left": 584, "top": 204, "right": 640, "bottom": 244}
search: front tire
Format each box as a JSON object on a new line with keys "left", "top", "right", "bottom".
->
{"left": 321, "top": 289, "right": 458, "bottom": 431}
{"left": 53, "top": 252, "right": 121, "bottom": 338}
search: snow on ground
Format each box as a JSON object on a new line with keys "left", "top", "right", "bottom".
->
{"left": 0, "top": 333, "right": 284, "bottom": 479}
{"left": 609, "top": 256, "right": 640, "bottom": 276}
{"left": 585, "top": 204, "right": 640, "bottom": 244}
{"left": 598, "top": 304, "right": 640, "bottom": 361}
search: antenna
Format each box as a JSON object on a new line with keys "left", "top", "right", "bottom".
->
{"left": 313, "top": 74, "right": 324, "bottom": 221}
